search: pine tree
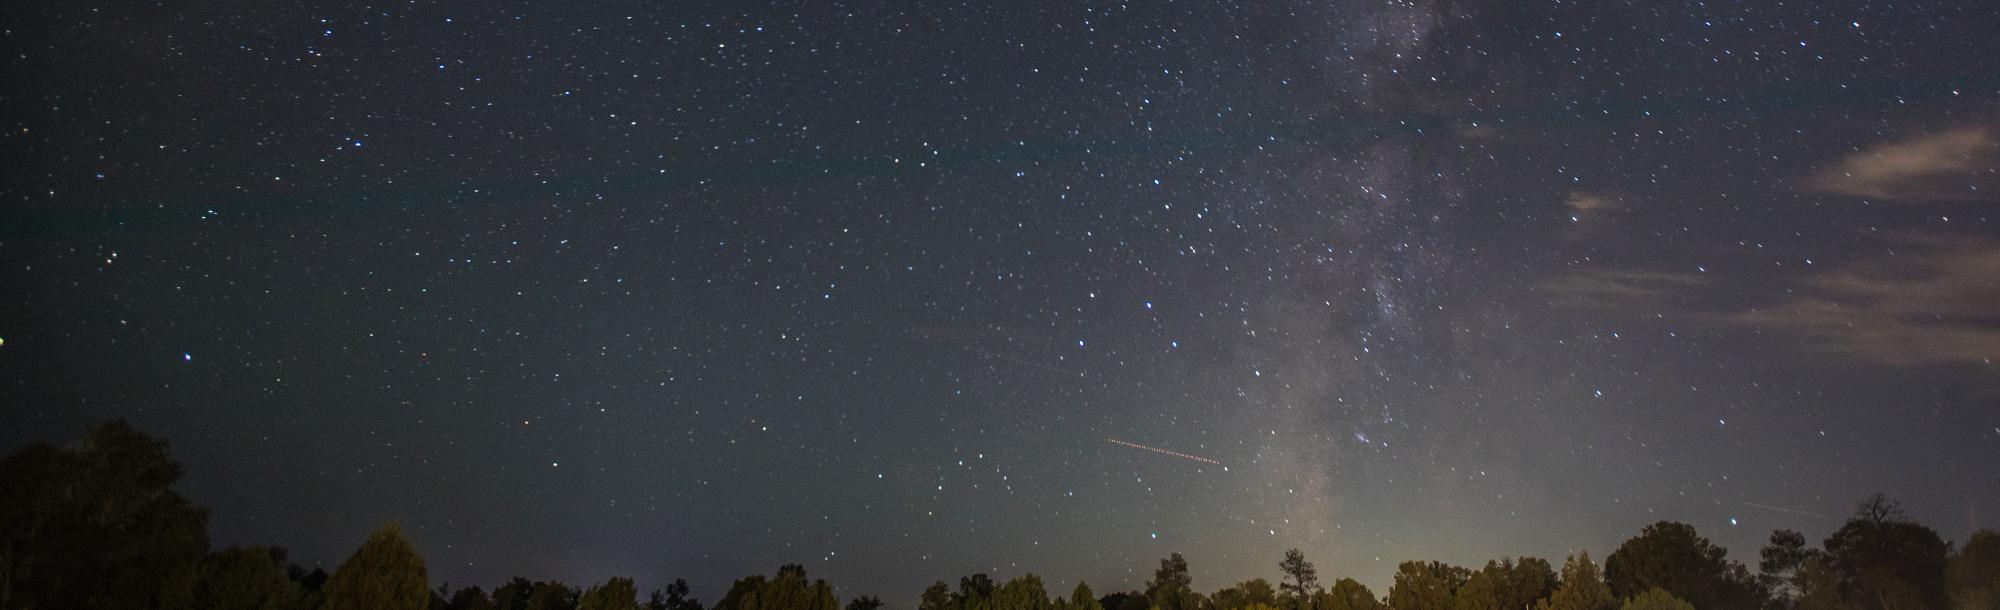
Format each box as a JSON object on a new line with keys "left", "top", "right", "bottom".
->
{"left": 1281, "top": 549, "right": 1323, "bottom": 610}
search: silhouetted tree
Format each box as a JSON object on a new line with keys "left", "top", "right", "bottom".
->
{"left": 849, "top": 596, "right": 886, "bottom": 610}
{"left": 1619, "top": 590, "right": 1693, "bottom": 610}
{"left": 1280, "top": 549, "right": 1323, "bottom": 610}
{"left": 1456, "top": 558, "right": 1556, "bottom": 610}
{"left": 1946, "top": 530, "right": 1999, "bottom": 610}
{"left": 156, "top": 545, "right": 301, "bottom": 610}
{"left": 996, "top": 575, "right": 1053, "bottom": 610}
{"left": 715, "top": 565, "right": 839, "bottom": 610}
{"left": 1792, "top": 556, "right": 1848, "bottom": 610}
{"left": 493, "top": 578, "right": 535, "bottom": 609}
{"left": 1761, "top": 529, "right": 1815, "bottom": 610}
{"left": 290, "top": 564, "right": 331, "bottom": 594}
{"left": 321, "top": 522, "right": 431, "bottom": 610}
{"left": 719, "top": 576, "right": 771, "bottom": 610}
{"left": 648, "top": 579, "right": 700, "bottom": 610}
{"left": 1213, "top": 579, "right": 1280, "bottom": 610}
{"left": 525, "top": 581, "right": 580, "bottom": 610}
{"left": 958, "top": 574, "right": 998, "bottom": 610}
{"left": 1067, "top": 582, "right": 1103, "bottom": 610}
{"left": 1390, "top": 561, "right": 1470, "bottom": 610}
{"left": 1314, "top": 579, "right": 1386, "bottom": 610}
{"left": 1822, "top": 495, "right": 1948, "bottom": 610}
{"left": 0, "top": 420, "right": 210, "bottom": 610}
{"left": 1605, "top": 522, "right": 1761, "bottom": 610}
{"left": 579, "top": 577, "right": 641, "bottom": 610}
{"left": 922, "top": 582, "right": 954, "bottom": 610}
{"left": 1149, "top": 553, "right": 1204, "bottom": 610}
{"left": 1534, "top": 553, "right": 1613, "bottom": 610}
{"left": 447, "top": 585, "right": 498, "bottom": 610}
{"left": 1102, "top": 591, "right": 1149, "bottom": 610}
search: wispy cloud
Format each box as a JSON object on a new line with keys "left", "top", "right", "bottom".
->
{"left": 1729, "top": 233, "right": 2000, "bottom": 368}
{"left": 1534, "top": 269, "right": 1704, "bottom": 307}
{"left": 1563, "top": 191, "right": 1622, "bottom": 212}
{"left": 1801, "top": 126, "right": 1998, "bottom": 202}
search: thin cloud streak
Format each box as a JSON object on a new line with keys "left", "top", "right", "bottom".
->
{"left": 1729, "top": 232, "right": 2000, "bottom": 368}
{"left": 1802, "top": 125, "right": 1998, "bottom": 202}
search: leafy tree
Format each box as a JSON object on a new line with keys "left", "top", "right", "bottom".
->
{"left": 648, "top": 579, "right": 700, "bottom": 610}
{"left": 157, "top": 545, "right": 301, "bottom": 610}
{"left": 524, "top": 581, "right": 579, "bottom": 610}
{"left": 1101, "top": 592, "right": 1150, "bottom": 610}
{"left": 1212, "top": 579, "right": 1279, "bottom": 610}
{"left": 1315, "top": 579, "right": 1386, "bottom": 610}
{"left": 996, "top": 575, "right": 1053, "bottom": 610}
{"left": 1457, "top": 558, "right": 1556, "bottom": 610}
{"left": 1761, "top": 530, "right": 1815, "bottom": 609}
{"left": 493, "top": 578, "right": 535, "bottom": 609}
{"left": 1946, "top": 530, "right": 1999, "bottom": 610}
{"left": 321, "top": 522, "right": 431, "bottom": 610}
{"left": 290, "top": 564, "right": 331, "bottom": 594}
{"left": 1821, "top": 495, "right": 1948, "bottom": 610}
{"left": 1792, "top": 556, "right": 1848, "bottom": 610}
{"left": 921, "top": 582, "right": 954, "bottom": 610}
{"left": 1148, "top": 553, "right": 1204, "bottom": 610}
{"left": 1389, "top": 562, "right": 1470, "bottom": 610}
{"left": 1605, "top": 522, "right": 1761, "bottom": 610}
{"left": 0, "top": 420, "right": 211, "bottom": 610}
{"left": 1619, "top": 590, "right": 1693, "bottom": 610}
{"left": 715, "top": 565, "right": 839, "bottom": 610}
{"left": 1534, "top": 552, "right": 1614, "bottom": 610}
{"left": 958, "top": 574, "right": 998, "bottom": 610}
{"left": 1281, "top": 550, "right": 1323, "bottom": 610}
{"left": 580, "top": 577, "right": 641, "bottom": 610}
{"left": 1069, "top": 582, "right": 1104, "bottom": 610}
{"left": 447, "top": 585, "right": 498, "bottom": 610}
{"left": 849, "top": 596, "right": 886, "bottom": 610}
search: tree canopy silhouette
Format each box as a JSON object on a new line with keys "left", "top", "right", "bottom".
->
{"left": 1388, "top": 561, "right": 1470, "bottom": 610}
{"left": 1536, "top": 552, "right": 1614, "bottom": 610}
{"left": 321, "top": 522, "right": 430, "bottom": 610}
{"left": 1604, "top": 521, "right": 1761, "bottom": 610}
{"left": 0, "top": 422, "right": 1989, "bottom": 610}
{"left": 0, "top": 420, "right": 209, "bottom": 610}
{"left": 1822, "top": 495, "right": 1949, "bottom": 610}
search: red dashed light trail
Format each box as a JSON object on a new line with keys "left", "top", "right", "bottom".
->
{"left": 1107, "top": 438, "right": 1223, "bottom": 466}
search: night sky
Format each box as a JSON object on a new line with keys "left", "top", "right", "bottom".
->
{"left": 3, "top": 0, "right": 1998, "bottom": 605}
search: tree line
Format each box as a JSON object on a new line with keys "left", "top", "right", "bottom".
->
{"left": 2, "top": 421, "right": 1995, "bottom": 610}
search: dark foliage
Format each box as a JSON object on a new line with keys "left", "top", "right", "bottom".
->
{"left": 1605, "top": 521, "right": 1763, "bottom": 610}
{"left": 0, "top": 420, "right": 209, "bottom": 610}
{"left": 0, "top": 423, "right": 1982, "bottom": 610}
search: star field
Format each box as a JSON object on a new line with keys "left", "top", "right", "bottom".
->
{"left": 2, "top": 0, "right": 1997, "bottom": 604}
